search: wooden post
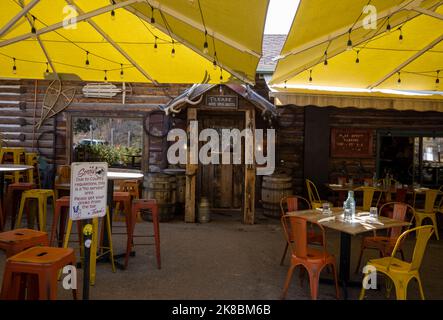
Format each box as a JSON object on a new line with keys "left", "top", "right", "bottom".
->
{"left": 244, "top": 109, "right": 256, "bottom": 224}
{"left": 185, "top": 108, "right": 197, "bottom": 223}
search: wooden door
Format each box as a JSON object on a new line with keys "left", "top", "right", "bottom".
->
{"left": 198, "top": 114, "right": 244, "bottom": 212}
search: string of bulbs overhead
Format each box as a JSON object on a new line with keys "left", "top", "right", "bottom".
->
{"left": 2, "top": 0, "right": 227, "bottom": 83}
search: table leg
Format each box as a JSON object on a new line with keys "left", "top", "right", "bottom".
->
{"left": 98, "top": 180, "right": 114, "bottom": 261}
{"left": 339, "top": 232, "right": 352, "bottom": 299}
{"left": 0, "top": 172, "right": 4, "bottom": 230}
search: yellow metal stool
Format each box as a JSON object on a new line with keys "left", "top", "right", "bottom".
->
{"left": 24, "top": 153, "right": 41, "bottom": 188}
{"left": 62, "top": 207, "right": 116, "bottom": 286}
{"left": 15, "top": 189, "right": 55, "bottom": 231}
{"left": 0, "top": 147, "right": 26, "bottom": 183}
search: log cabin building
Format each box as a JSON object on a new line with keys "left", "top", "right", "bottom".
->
{"left": 1, "top": 35, "right": 443, "bottom": 225}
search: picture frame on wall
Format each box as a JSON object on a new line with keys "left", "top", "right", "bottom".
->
{"left": 330, "top": 127, "right": 374, "bottom": 158}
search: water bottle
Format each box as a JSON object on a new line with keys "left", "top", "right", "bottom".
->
{"left": 343, "top": 190, "right": 356, "bottom": 222}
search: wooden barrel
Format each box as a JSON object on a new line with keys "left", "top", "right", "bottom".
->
{"left": 261, "top": 174, "right": 293, "bottom": 218}
{"left": 143, "top": 173, "right": 176, "bottom": 222}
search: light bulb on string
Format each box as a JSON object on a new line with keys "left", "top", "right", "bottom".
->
{"left": 355, "top": 50, "right": 360, "bottom": 64}
{"left": 219, "top": 67, "right": 223, "bottom": 82}
{"left": 399, "top": 27, "right": 403, "bottom": 43}
{"left": 45, "top": 62, "right": 49, "bottom": 76}
{"left": 110, "top": 1, "right": 116, "bottom": 20}
{"left": 203, "top": 31, "right": 209, "bottom": 54}
{"left": 85, "top": 51, "right": 90, "bottom": 66}
{"left": 212, "top": 51, "right": 218, "bottom": 70}
{"left": 309, "top": 69, "right": 313, "bottom": 82}
{"left": 171, "top": 41, "right": 176, "bottom": 57}
{"left": 436, "top": 70, "right": 440, "bottom": 86}
{"left": 12, "top": 58, "right": 17, "bottom": 74}
{"left": 154, "top": 36, "right": 158, "bottom": 52}
{"left": 346, "top": 29, "right": 353, "bottom": 51}
{"left": 150, "top": 6, "right": 155, "bottom": 24}
{"left": 323, "top": 51, "right": 328, "bottom": 66}
{"left": 386, "top": 17, "right": 392, "bottom": 32}
{"left": 120, "top": 64, "right": 124, "bottom": 79}
{"left": 104, "top": 70, "right": 108, "bottom": 82}
{"left": 284, "top": 81, "right": 287, "bottom": 89}
{"left": 31, "top": 15, "right": 37, "bottom": 37}
{"left": 397, "top": 72, "right": 401, "bottom": 87}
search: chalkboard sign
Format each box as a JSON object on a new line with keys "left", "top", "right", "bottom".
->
{"left": 206, "top": 95, "right": 238, "bottom": 108}
{"left": 331, "top": 128, "right": 373, "bottom": 158}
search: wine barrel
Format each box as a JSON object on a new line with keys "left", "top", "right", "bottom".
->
{"left": 143, "top": 173, "right": 176, "bottom": 222}
{"left": 261, "top": 174, "right": 293, "bottom": 218}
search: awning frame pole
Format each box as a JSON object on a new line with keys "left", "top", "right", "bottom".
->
{"left": 0, "top": 0, "right": 40, "bottom": 37}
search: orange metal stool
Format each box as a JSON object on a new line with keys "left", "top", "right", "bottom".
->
{"left": 0, "top": 228, "right": 49, "bottom": 258}
{"left": 0, "top": 246, "right": 77, "bottom": 300}
{"left": 5, "top": 182, "right": 35, "bottom": 229}
{"left": 50, "top": 196, "right": 72, "bottom": 247}
{"left": 113, "top": 191, "right": 131, "bottom": 219}
{"left": 127, "top": 199, "right": 160, "bottom": 270}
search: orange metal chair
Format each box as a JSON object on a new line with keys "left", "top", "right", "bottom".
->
{"left": 355, "top": 202, "right": 414, "bottom": 274}
{"left": 127, "top": 199, "right": 161, "bottom": 270}
{"left": 50, "top": 196, "right": 73, "bottom": 247}
{"left": 0, "top": 229, "right": 49, "bottom": 258}
{"left": 280, "top": 215, "right": 339, "bottom": 300}
{"left": 279, "top": 196, "right": 323, "bottom": 265}
{"left": 0, "top": 246, "right": 77, "bottom": 300}
{"left": 113, "top": 191, "right": 132, "bottom": 222}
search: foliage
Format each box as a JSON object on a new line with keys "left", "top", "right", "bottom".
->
{"left": 74, "top": 143, "right": 141, "bottom": 167}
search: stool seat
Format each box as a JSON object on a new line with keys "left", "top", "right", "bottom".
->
{"left": 8, "top": 182, "right": 35, "bottom": 190}
{"left": 0, "top": 229, "right": 49, "bottom": 258}
{"left": 1, "top": 246, "right": 77, "bottom": 300}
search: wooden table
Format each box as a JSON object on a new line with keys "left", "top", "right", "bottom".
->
{"left": 287, "top": 207, "right": 410, "bottom": 299}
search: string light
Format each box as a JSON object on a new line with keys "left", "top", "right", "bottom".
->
{"left": 45, "top": 62, "right": 49, "bottom": 76}
{"left": 397, "top": 72, "right": 401, "bottom": 86}
{"left": 398, "top": 27, "right": 403, "bottom": 42}
{"left": 386, "top": 17, "right": 392, "bottom": 32}
{"left": 436, "top": 70, "right": 440, "bottom": 85}
{"left": 31, "top": 15, "right": 36, "bottom": 36}
{"left": 12, "top": 58, "right": 17, "bottom": 74}
{"left": 355, "top": 50, "right": 360, "bottom": 64}
{"left": 85, "top": 51, "right": 90, "bottom": 66}
{"left": 309, "top": 69, "right": 313, "bottom": 82}
{"left": 323, "top": 51, "right": 328, "bottom": 66}
{"left": 120, "top": 64, "right": 124, "bottom": 79}
{"left": 104, "top": 70, "right": 108, "bottom": 82}
{"left": 154, "top": 36, "right": 158, "bottom": 51}
{"left": 212, "top": 51, "right": 217, "bottom": 70}
{"left": 171, "top": 41, "right": 175, "bottom": 57}
{"left": 219, "top": 67, "right": 223, "bottom": 81}
{"left": 203, "top": 30, "right": 209, "bottom": 54}
{"left": 110, "top": 1, "right": 116, "bottom": 20}
{"left": 150, "top": 6, "right": 155, "bottom": 24}
{"left": 347, "top": 29, "right": 353, "bottom": 51}
{"left": 284, "top": 81, "right": 287, "bottom": 89}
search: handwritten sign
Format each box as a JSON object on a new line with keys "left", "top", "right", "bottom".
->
{"left": 331, "top": 128, "right": 373, "bottom": 158}
{"left": 206, "top": 95, "right": 238, "bottom": 108}
{"left": 70, "top": 162, "right": 108, "bottom": 221}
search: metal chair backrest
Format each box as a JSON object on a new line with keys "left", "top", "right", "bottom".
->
{"left": 280, "top": 195, "right": 311, "bottom": 216}
{"left": 305, "top": 179, "right": 321, "bottom": 204}
{"left": 423, "top": 189, "right": 439, "bottom": 213}
{"left": 354, "top": 186, "right": 382, "bottom": 211}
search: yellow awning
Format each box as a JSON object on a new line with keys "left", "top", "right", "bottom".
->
{"left": 271, "top": 0, "right": 443, "bottom": 100}
{"left": 0, "top": 0, "right": 269, "bottom": 84}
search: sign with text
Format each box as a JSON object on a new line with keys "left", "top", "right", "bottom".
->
{"left": 206, "top": 95, "right": 238, "bottom": 108}
{"left": 70, "top": 162, "right": 108, "bottom": 221}
{"left": 331, "top": 128, "right": 373, "bottom": 158}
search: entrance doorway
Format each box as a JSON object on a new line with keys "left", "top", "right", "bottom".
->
{"left": 197, "top": 113, "right": 245, "bottom": 216}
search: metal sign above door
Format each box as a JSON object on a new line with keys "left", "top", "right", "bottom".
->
{"left": 206, "top": 95, "right": 238, "bottom": 108}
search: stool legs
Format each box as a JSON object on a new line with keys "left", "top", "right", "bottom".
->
{"left": 152, "top": 204, "right": 161, "bottom": 270}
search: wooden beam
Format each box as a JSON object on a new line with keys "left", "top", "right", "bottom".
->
{"left": 185, "top": 108, "right": 197, "bottom": 223}
{"left": 0, "top": 0, "right": 40, "bottom": 37}
{"left": 412, "top": 5, "right": 443, "bottom": 20}
{"left": 244, "top": 108, "right": 256, "bottom": 225}
{"left": 0, "top": 0, "right": 142, "bottom": 48}
{"left": 369, "top": 34, "right": 443, "bottom": 89}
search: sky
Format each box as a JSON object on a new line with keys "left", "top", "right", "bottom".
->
{"left": 264, "top": 0, "right": 300, "bottom": 34}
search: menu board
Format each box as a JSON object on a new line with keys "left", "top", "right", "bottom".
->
{"left": 70, "top": 162, "right": 108, "bottom": 221}
{"left": 331, "top": 128, "right": 373, "bottom": 158}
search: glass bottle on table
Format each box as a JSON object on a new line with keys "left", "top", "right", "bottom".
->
{"left": 343, "top": 190, "right": 356, "bottom": 222}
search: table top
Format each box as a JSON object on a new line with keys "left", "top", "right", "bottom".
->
{"left": 107, "top": 169, "right": 144, "bottom": 180}
{"left": 325, "top": 183, "right": 436, "bottom": 194}
{"left": 287, "top": 207, "right": 410, "bottom": 236}
{"left": 0, "top": 164, "right": 34, "bottom": 172}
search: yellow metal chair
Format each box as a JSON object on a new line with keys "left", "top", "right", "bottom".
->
{"left": 413, "top": 189, "right": 440, "bottom": 240}
{"left": 24, "top": 152, "right": 41, "bottom": 187}
{"left": 353, "top": 186, "right": 382, "bottom": 211}
{"left": 0, "top": 147, "right": 26, "bottom": 183}
{"left": 15, "top": 189, "right": 55, "bottom": 232}
{"left": 359, "top": 225, "right": 434, "bottom": 300}
{"left": 62, "top": 207, "right": 115, "bottom": 286}
{"left": 305, "top": 179, "right": 331, "bottom": 209}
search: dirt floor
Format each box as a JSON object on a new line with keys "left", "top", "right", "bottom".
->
{"left": 1, "top": 210, "right": 442, "bottom": 300}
